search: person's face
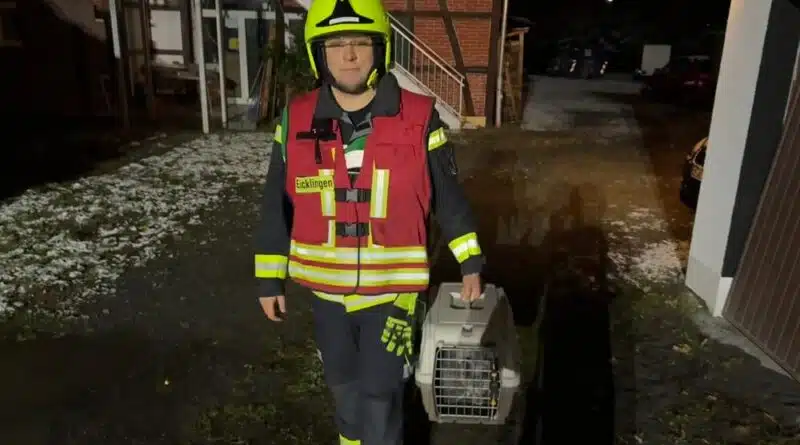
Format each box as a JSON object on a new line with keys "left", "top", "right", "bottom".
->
{"left": 323, "top": 33, "right": 375, "bottom": 93}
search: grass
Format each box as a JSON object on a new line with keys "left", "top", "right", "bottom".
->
{"left": 189, "top": 343, "right": 332, "bottom": 444}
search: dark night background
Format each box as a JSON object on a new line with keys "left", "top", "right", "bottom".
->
{"left": 509, "top": 0, "right": 732, "bottom": 74}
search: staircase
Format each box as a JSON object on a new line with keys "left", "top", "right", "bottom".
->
{"left": 293, "top": 0, "right": 465, "bottom": 129}
{"left": 387, "top": 15, "right": 465, "bottom": 129}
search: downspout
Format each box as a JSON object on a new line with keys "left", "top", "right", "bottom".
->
{"left": 192, "top": 0, "right": 210, "bottom": 133}
{"left": 108, "top": 0, "right": 130, "bottom": 130}
{"left": 494, "top": 0, "right": 509, "bottom": 127}
{"left": 215, "top": 0, "right": 228, "bottom": 128}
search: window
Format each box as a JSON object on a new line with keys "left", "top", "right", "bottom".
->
{"left": 0, "top": 1, "right": 20, "bottom": 47}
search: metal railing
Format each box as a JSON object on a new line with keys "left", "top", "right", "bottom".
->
{"left": 388, "top": 15, "right": 465, "bottom": 119}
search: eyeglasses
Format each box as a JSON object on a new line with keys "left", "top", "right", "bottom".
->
{"left": 323, "top": 38, "right": 374, "bottom": 50}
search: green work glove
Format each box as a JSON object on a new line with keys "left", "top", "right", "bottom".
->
{"left": 381, "top": 293, "right": 418, "bottom": 358}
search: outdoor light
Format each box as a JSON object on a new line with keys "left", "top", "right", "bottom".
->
{"left": 415, "top": 283, "right": 521, "bottom": 425}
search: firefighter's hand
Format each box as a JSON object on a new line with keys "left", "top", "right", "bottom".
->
{"left": 461, "top": 273, "right": 482, "bottom": 301}
{"left": 259, "top": 295, "right": 286, "bottom": 322}
{"left": 381, "top": 315, "right": 414, "bottom": 357}
{"left": 381, "top": 294, "right": 417, "bottom": 357}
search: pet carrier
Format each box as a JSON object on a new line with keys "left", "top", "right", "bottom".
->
{"left": 415, "top": 282, "right": 521, "bottom": 425}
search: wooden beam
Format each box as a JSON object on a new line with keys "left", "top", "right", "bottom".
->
{"left": 406, "top": 0, "right": 414, "bottom": 35}
{"left": 485, "top": 0, "right": 503, "bottom": 125}
{"left": 137, "top": 0, "right": 156, "bottom": 119}
{"left": 114, "top": 0, "right": 132, "bottom": 130}
{"left": 436, "top": 0, "right": 474, "bottom": 115}
{"left": 129, "top": 48, "right": 184, "bottom": 55}
{"left": 464, "top": 66, "right": 490, "bottom": 74}
{"left": 179, "top": 0, "right": 193, "bottom": 65}
{"left": 391, "top": 10, "right": 491, "bottom": 19}
{"left": 506, "top": 28, "right": 529, "bottom": 40}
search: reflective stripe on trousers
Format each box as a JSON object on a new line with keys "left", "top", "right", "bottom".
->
{"left": 313, "top": 291, "right": 400, "bottom": 312}
{"left": 340, "top": 434, "right": 360, "bottom": 445}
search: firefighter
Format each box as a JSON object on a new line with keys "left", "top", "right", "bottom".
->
{"left": 254, "top": 0, "right": 484, "bottom": 444}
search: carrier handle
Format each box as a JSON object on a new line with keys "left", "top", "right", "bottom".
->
{"left": 449, "top": 288, "right": 489, "bottom": 310}
{"left": 449, "top": 295, "right": 482, "bottom": 310}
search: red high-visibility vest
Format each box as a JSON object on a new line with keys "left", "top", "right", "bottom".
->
{"left": 284, "top": 88, "right": 434, "bottom": 295}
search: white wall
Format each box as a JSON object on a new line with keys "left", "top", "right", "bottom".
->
{"left": 685, "top": 0, "right": 775, "bottom": 315}
{"left": 125, "top": 8, "right": 183, "bottom": 65}
{"left": 149, "top": 10, "right": 184, "bottom": 63}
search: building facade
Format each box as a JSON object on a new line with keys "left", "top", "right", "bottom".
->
{"left": 381, "top": 0, "right": 504, "bottom": 126}
{"left": 117, "top": 0, "right": 507, "bottom": 128}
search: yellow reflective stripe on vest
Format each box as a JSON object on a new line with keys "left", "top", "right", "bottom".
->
{"left": 289, "top": 261, "right": 429, "bottom": 288}
{"left": 448, "top": 232, "right": 482, "bottom": 263}
{"left": 339, "top": 434, "right": 361, "bottom": 445}
{"left": 370, "top": 168, "right": 389, "bottom": 219}
{"left": 319, "top": 169, "right": 336, "bottom": 216}
{"left": 314, "top": 291, "right": 399, "bottom": 312}
{"left": 427, "top": 127, "right": 447, "bottom": 151}
{"left": 290, "top": 240, "right": 427, "bottom": 265}
{"left": 254, "top": 254, "right": 288, "bottom": 279}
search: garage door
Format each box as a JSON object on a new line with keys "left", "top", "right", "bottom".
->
{"left": 723, "top": 61, "right": 800, "bottom": 380}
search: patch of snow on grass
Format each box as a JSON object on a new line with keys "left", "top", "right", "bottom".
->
{"left": 630, "top": 240, "right": 683, "bottom": 284}
{"left": 609, "top": 240, "right": 684, "bottom": 289}
{"left": 0, "top": 132, "right": 270, "bottom": 319}
{"left": 605, "top": 207, "right": 684, "bottom": 288}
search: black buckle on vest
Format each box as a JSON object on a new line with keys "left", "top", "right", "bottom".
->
{"left": 296, "top": 118, "right": 337, "bottom": 165}
{"left": 335, "top": 188, "right": 371, "bottom": 202}
{"left": 335, "top": 222, "right": 369, "bottom": 237}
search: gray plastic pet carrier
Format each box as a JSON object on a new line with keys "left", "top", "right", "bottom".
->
{"left": 415, "top": 282, "right": 521, "bottom": 425}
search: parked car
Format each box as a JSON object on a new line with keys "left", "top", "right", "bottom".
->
{"left": 680, "top": 136, "right": 708, "bottom": 210}
{"left": 641, "top": 56, "right": 716, "bottom": 108}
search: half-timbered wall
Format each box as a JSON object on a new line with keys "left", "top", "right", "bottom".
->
{"left": 384, "top": 0, "right": 498, "bottom": 119}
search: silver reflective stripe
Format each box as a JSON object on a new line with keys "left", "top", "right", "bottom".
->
{"left": 319, "top": 168, "right": 335, "bottom": 216}
{"left": 289, "top": 262, "right": 428, "bottom": 287}
{"left": 256, "top": 263, "right": 284, "bottom": 274}
{"left": 370, "top": 168, "right": 389, "bottom": 219}
{"left": 314, "top": 291, "right": 397, "bottom": 311}
{"left": 450, "top": 237, "right": 480, "bottom": 260}
{"left": 291, "top": 241, "right": 427, "bottom": 264}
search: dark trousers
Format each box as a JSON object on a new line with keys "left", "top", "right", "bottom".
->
{"left": 311, "top": 297, "right": 406, "bottom": 445}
